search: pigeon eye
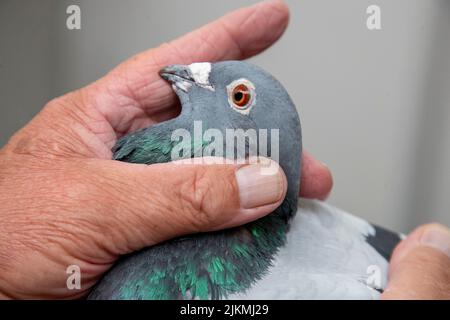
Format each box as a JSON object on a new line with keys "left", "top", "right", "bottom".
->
{"left": 227, "top": 79, "right": 256, "bottom": 115}
{"left": 232, "top": 84, "right": 251, "bottom": 107}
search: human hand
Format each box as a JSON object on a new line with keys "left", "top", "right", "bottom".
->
{"left": 382, "top": 224, "right": 450, "bottom": 299}
{"left": 0, "top": 1, "right": 332, "bottom": 299}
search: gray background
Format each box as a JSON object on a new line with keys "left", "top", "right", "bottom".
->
{"left": 1, "top": 0, "right": 449, "bottom": 233}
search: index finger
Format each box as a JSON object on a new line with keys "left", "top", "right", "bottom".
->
{"left": 83, "top": 0, "right": 290, "bottom": 133}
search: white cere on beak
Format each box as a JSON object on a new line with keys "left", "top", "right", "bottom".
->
{"left": 189, "top": 62, "right": 215, "bottom": 91}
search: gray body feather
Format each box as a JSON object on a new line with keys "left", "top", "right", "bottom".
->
{"left": 229, "top": 198, "right": 402, "bottom": 299}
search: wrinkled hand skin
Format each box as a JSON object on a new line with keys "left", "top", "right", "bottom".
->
{"left": 0, "top": 94, "right": 137, "bottom": 299}
{"left": 0, "top": 1, "right": 450, "bottom": 299}
{"left": 0, "top": 1, "right": 333, "bottom": 299}
{"left": 0, "top": 0, "right": 448, "bottom": 301}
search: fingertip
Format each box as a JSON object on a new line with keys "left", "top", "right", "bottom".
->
{"left": 272, "top": 0, "right": 290, "bottom": 21}
{"left": 391, "top": 223, "right": 450, "bottom": 268}
{"left": 316, "top": 164, "right": 333, "bottom": 200}
{"left": 221, "top": 201, "right": 286, "bottom": 231}
{"left": 420, "top": 223, "right": 450, "bottom": 258}
{"left": 258, "top": 0, "right": 290, "bottom": 44}
{"left": 236, "top": 157, "right": 287, "bottom": 209}
{"left": 263, "top": 0, "right": 290, "bottom": 24}
{"left": 383, "top": 223, "right": 450, "bottom": 299}
{"left": 213, "top": 157, "right": 288, "bottom": 230}
{"left": 299, "top": 151, "right": 333, "bottom": 200}
{"left": 389, "top": 224, "right": 428, "bottom": 270}
{"left": 224, "top": 0, "right": 290, "bottom": 59}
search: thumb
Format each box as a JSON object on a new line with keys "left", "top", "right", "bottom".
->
{"left": 85, "top": 157, "right": 287, "bottom": 255}
{"left": 382, "top": 223, "right": 450, "bottom": 300}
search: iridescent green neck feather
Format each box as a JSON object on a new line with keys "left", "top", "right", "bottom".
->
{"left": 89, "top": 127, "right": 299, "bottom": 300}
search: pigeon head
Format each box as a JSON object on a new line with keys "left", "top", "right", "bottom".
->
{"left": 90, "top": 61, "right": 303, "bottom": 300}
{"left": 160, "top": 61, "right": 302, "bottom": 214}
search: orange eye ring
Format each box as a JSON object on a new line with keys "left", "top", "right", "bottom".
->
{"left": 232, "top": 84, "right": 251, "bottom": 108}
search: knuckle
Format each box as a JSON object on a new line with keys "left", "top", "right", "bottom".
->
{"left": 180, "top": 167, "right": 215, "bottom": 228}
{"left": 178, "top": 166, "right": 237, "bottom": 230}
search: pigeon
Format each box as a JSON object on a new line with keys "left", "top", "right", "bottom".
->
{"left": 88, "top": 61, "right": 402, "bottom": 300}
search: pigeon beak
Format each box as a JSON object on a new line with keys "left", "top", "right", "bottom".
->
{"left": 159, "top": 63, "right": 214, "bottom": 92}
{"left": 159, "top": 65, "right": 193, "bottom": 83}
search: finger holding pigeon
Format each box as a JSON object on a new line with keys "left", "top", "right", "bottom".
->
{"left": 0, "top": 0, "right": 332, "bottom": 299}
